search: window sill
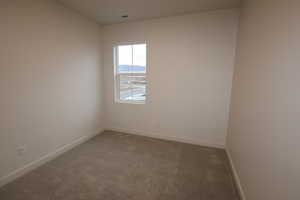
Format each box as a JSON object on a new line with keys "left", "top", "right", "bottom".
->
{"left": 115, "top": 100, "right": 146, "bottom": 105}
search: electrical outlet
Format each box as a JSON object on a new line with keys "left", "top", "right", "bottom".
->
{"left": 17, "top": 145, "right": 27, "bottom": 156}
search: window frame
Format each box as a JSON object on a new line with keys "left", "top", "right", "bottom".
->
{"left": 113, "top": 42, "right": 148, "bottom": 104}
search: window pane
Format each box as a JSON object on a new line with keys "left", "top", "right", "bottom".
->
{"left": 118, "top": 45, "right": 132, "bottom": 66}
{"left": 133, "top": 44, "right": 146, "bottom": 73}
{"left": 131, "top": 75, "right": 146, "bottom": 101}
{"left": 119, "top": 75, "right": 131, "bottom": 101}
{"left": 119, "top": 74, "right": 146, "bottom": 101}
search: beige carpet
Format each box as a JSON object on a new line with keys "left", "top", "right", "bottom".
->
{"left": 0, "top": 131, "right": 240, "bottom": 200}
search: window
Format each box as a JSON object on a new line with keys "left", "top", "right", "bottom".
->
{"left": 114, "top": 43, "right": 147, "bottom": 104}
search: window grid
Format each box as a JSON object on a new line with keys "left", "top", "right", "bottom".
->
{"left": 114, "top": 43, "right": 147, "bottom": 104}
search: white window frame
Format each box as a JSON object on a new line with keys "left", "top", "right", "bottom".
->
{"left": 113, "top": 42, "right": 147, "bottom": 104}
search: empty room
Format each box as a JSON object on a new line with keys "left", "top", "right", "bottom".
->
{"left": 0, "top": 0, "right": 298, "bottom": 199}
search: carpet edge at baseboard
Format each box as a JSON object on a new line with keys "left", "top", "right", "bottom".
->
{"left": 0, "top": 128, "right": 104, "bottom": 188}
{"left": 105, "top": 127, "right": 225, "bottom": 149}
{"left": 226, "top": 147, "right": 247, "bottom": 200}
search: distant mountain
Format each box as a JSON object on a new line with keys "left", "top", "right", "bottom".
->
{"left": 118, "top": 65, "right": 146, "bottom": 72}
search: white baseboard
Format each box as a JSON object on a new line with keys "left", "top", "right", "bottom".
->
{"left": 226, "top": 148, "right": 246, "bottom": 200}
{"left": 0, "top": 128, "right": 104, "bottom": 188}
{"left": 105, "top": 127, "right": 225, "bottom": 149}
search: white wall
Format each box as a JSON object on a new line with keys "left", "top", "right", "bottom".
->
{"left": 103, "top": 9, "right": 239, "bottom": 148}
{"left": 0, "top": 0, "right": 103, "bottom": 184}
{"left": 227, "top": 0, "right": 300, "bottom": 199}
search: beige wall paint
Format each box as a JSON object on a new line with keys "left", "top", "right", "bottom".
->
{"left": 103, "top": 9, "right": 239, "bottom": 148}
{"left": 227, "top": 0, "right": 300, "bottom": 199}
{"left": 0, "top": 0, "right": 103, "bottom": 181}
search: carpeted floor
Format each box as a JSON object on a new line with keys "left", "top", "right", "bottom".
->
{"left": 0, "top": 131, "right": 240, "bottom": 200}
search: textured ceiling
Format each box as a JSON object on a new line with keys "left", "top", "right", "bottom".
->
{"left": 58, "top": 0, "right": 241, "bottom": 25}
